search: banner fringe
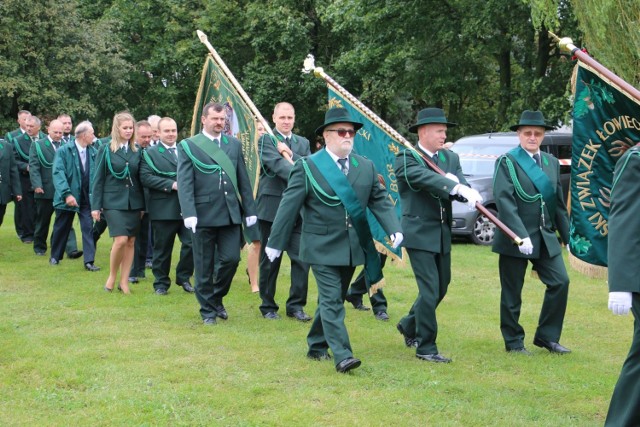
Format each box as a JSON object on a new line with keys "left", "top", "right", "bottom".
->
{"left": 568, "top": 253, "right": 607, "bottom": 279}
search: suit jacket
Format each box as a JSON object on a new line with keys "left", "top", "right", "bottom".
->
{"left": 140, "top": 144, "right": 182, "bottom": 221}
{"left": 91, "top": 144, "right": 145, "bottom": 211}
{"left": 4, "top": 128, "right": 23, "bottom": 145}
{"left": 177, "top": 133, "right": 256, "bottom": 226}
{"left": 257, "top": 131, "right": 310, "bottom": 222}
{"left": 52, "top": 142, "right": 97, "bottom": 211}
{"left": 395, "top": 147, "right": 467, "bottom": 254}
{"left": 492, "top": 149, "right": 569, "bottom": 258}
{"left": 29, "top": 137, "right": 58, "bottom": 199}
{"left": 608, "top": 147, "right": 640, "bottom": 292}
{"left": 268, "top": 150, "right": 401, "bottom": 266}
{"left": 13, "top": 132, "right": 33, "bottom": 186}
{"left": 0, "top": 139, "right": 21, "bottom": 204}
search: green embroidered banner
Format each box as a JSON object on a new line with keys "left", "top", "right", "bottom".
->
{"left": 570, "top": 62, "right": 640, "bottom": 266}
{"left": 191, "top": 55, "right": 260, "bottom": 195}
{"left": 327, "top": 87, "right": 403, "bottom": 259}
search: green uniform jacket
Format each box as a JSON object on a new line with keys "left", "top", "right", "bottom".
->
{"left": 91, "top": 145, "right": 145, "bottom": 211}
{"left": 139, "top": 144, "right": 182, "bottom": 221}
{"left": 52, "top": 142, "right": 97, "bottom": 212}
{"left": 268, "top": 150, "right": 401, "bottom": 266}
{"left": 608, "top": 147, "right": 640, "bottom": 292}
{"left": 177, "top": 133, "right": 256, "bottom": 226}
{"left": 0, "top": 139, "right": 22, "bottom": 204}
{"left": 257, "top": 131, "right": 310, "bottom": 222}
{"left": 4, "top": 128, "right": 23, "bottom": 145}
{"left": 13, "top": 132, "right": 34, "bottom": 184}
{"left": 492, "top": 150, "right": 569, "bottom": 258}
{"left": 29, "top": 137, "right": 58, "bottom": 199}
{"left": 394, "top": 147, "right": 467, "bottom": 254}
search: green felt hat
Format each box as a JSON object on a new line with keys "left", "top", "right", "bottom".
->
{"left": 510, "top": 110, "right": 555, "bottom": 131}
{"left": 315, "top": 108, "right": 363, "bottom": 136}
{"left": 408, "top": 108, "right": 456, "bottom": 133}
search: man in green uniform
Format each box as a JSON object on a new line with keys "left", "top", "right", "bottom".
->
{"left": 605, "top": 145, "right": 640, "bottom": 426}
{"left": 140, "top": 117, "right": 194, "bottom": 295}
{"left": 266, "top": 108, "right": 403, "bottom": 373}
{"left": 492, "top": 110, "right": 570, "bottom": 355}
{"left": 6, "top": 109, "right": 31, "bottom": 239}
{"left": 58, "top": 114, "right": 75, "bottom": 145}
{"left": 257, "top": 102, "right": 311, "bottom": 321}
{"left": 395, "top": 108, "right": 482, "bottom": 363}
{"left": 177, "top": 102, "right": 257, "bottom": 324}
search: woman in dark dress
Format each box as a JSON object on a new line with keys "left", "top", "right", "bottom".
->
{"left": 91, "top": 112, "right": 145, "bottom": 294}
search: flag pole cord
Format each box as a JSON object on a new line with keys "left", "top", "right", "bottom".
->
{"left": 197, "top": 30, "right": 293, "bottom": 164}
{"left": 302, "top": 55, "right": 523, "bottom": 245}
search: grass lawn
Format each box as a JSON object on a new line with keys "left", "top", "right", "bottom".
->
{"left": 0, "top": 204, "right": 627, "bottom": 426}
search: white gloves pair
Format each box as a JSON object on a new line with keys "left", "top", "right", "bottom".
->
{"left": 518, "top": 237, "right": 533, "bottom": 255}
{"left": 183, "top": 215, "right": 258, "bottom": 233}
{"left": 609, "top": 292, "right": 632, "bottom": 315}
{"left": 454, "top": 183, "right": 483, "bottom": 209}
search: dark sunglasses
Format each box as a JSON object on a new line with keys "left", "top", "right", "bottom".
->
{"left": 326, "top": 129, "right": 357, "bottom": 137}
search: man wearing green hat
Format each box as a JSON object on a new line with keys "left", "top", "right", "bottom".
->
{"left": 265, "top": 107, "right": 403, "bottom": 373}
{"left": 395, "top": 107, "right": 482, "bottom": 363}
{"left": 492, "top": 110, "right": 571, "bottom": 355}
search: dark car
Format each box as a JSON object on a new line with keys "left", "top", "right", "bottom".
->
{"left": 450, "top": 132, "right": 571, "bottom": 245}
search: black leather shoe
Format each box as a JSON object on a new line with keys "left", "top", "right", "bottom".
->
{"left": 263, "top": 312, "right": 280, "bottom": 320}
{"left": 128, "top": 277, "right": 139, "bottom": 284}
{"left": 215, "top": 305, "right": 228, "bottom": 320}
{"left": 307, "top": 352, "right": 332, "bottom": 361}
{"left": 203, "top": 317, "right": 216, "bottom": 325}
{"left": 68, "top": 250, "right": 83, "bottom": 259}
{"left": 396, "top": 323, "right": 418, "bottom": 348}
{"left": 374, "top": 311, "right": 390, "bottom": 321}
{"left": 155, "top": 288, "right": 168, "bottom": 296}
{"left": 287, "top": 311, "right": 312, "bottom": 322}
{"left": 145, "top": 260, "right": 153, "bottom": 269}
{"left": 49, "top": 258, "right": 59, "bottom": 265}
{"left": 336, "top": 357, "right": 361, "bottom": 373}
{"left": 35, "top": 251, "right": 46, "bottom": 256}
{"left": 416, "top": 353, "right": 452, "bottom": 363}
{"left": 84, "top": 262, "right": 100, "bottom": 272}
{"left": 533, "top": 337, "right": 571, "bottom": 354}
{"left": 507, "top": 347, "right": 532, "bottom": 356}
{"left": 176, "top": 281, "right": 195, "bottom": 293}
{"left": 345, "top": 294, "right": 370, "bottom": 311}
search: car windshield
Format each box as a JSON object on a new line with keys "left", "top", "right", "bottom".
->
{"left": 450, "top": 136, "right": 517, "bottom": 176}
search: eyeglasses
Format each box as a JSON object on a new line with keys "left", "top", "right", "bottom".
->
{"left": 520, "top": 130, "right": 544, "bottom": 138}
{"left": 326, "top": 129, "right": 357, "bottom": 137}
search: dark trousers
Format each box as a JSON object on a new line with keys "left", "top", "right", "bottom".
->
{"left": 347, "top": 253, "right": 388, "bottom": 313}
{"left": 131, "top": 213, "right": 150, "bottom": 278}
{"left": 258, "top": 219, "right": 310, "bottom": 315}
{"left": 33, "top": 198, "right": 79, "bottom": 255}
{"left": 398, "top": 248, "right": 450, "bottom": 355}
{"left": 50, "top": 204, "right": 95, "bottom": 264}
{"left": 0, "top": 204, "right": 6, "bottom": 227}
{"left": 16, "top": 175, "right": 35, "bottom": 240}
{"left": 498, "top": 244, "right": 569, "bottom": 350}
{"left": 192, "top": 225, "right": 241, "bottom": 319}
{"left": 151, "top": 219, "right": 194, "bottom": 290}
{"left": 606, "top": 293, "right": 640, "bottom": 427}
{"left": 307, "top": 264, "right": 357, "bottom": 365}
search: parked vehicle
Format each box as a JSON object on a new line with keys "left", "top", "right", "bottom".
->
{"left": 450, "top": 132, "right": 572, "bottom": 245}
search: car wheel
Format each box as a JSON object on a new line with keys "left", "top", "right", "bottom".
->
{"left": 471, "top": 207, "right": 497, "bottom": 246}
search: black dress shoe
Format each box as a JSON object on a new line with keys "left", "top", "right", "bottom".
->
{"left": 203, "top": 317, "right": 217, "bottom": 325}
{"left": 416, "top": 353, "right": 452, "bottom": 363}
{"left": 336, "top": 357, "right": 361, "bottom": 373}
{"left": 176, "top": 281, "right": 195, "bottom": 293}
{"left": 287, "top": 311, "right": 312, "bottom": 322}
{"left": 155, "top": 288, "right": 168, "bottom": 295}
{"left": 104, "top": 286, "right": 113, "bottom": 293}
{"left": 35, "top": 251, "right": 46, "bottom": 256}
{"left": 145, "top": 260, "right": 153, "bottom": 269}
{"left": 128, "top": 277, "right": 139, "bottom": 284}
{"left": 533, "top": 337, "right": 571, "bottom": 354}
{"left": 396, "top": 323, "right": 418, "bottom": 348}
{"left": 307, "top": 352, "right": 332, "bottom": 361}
{"left": 49, "top": 258, "right": 59, "bottom": 265}
{"left": 84, "top": 262, "right": 100, "bottom": 272}
{"left": 374, "top": 311, "right": 390, "bottom": 321}
{"left": 507, "top": 347, "right": 532, "bottom": 356}
{"left": 68, "top": 250, "right": 83, "bottom": 259}
{"left": 215, "top": 305, "right": 228, "bottom": 320}
{"left": 345, "top": 294, "right": 370, "bottom": 311}
{"left": 263, "top": 312, "right": 280, "bottom": 320}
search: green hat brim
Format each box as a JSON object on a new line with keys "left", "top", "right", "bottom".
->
{"left": 408, "top": 120, "right": 456, "bottom": 133}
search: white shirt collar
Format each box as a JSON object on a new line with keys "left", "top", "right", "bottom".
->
{"left": 417, "top": 144, "right": 436, "bottom": 158}
{"left": 161, "top": 142, "right": 176, "bottom": 150}
{"left": 74, "top": 140, "right": 85, "bottom": 152}
{"left": 202, "top": 130, "right": 220, "bottom": 141}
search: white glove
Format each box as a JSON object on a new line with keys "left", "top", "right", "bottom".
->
{"left": 265, "top": 246, "right": 282, "bottom": 262}
{"left": 608, "top": 292, "right": 632, "bottom": 315}
{"left": 390, "top": 232, "right": 404, "bottom": 249}
{"left": 445, "top": 173, "right": 460, "bottom": 184}
{"left": 246, "top": 215, "right": 257, "bottom": 227}
{"left": 518, "top": 237, "right": 533, "bottom": 255}
{"left": 184, "top": 216, "right": 197, "bottom": 233}
{"left": 455, "top": 185, "right": 483, "bottom": 209}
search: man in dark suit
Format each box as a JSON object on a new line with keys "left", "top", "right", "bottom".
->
{"left": 606, "top": 145, "right": 640, "bottom": 426}
{"left": 0, "top": 135, "right": 22, "bottom": 227}
{"left": 6, "top": 109, "right": 31, "bottom": 239}
{"left": 49, "top": 121, "right": 99, "bottom": 271}
{"left": 177, "top": 102, "right": 257, "bottom": 324}
{"left": 257, "top": 102, "right": 311, "bottom": 321}
{"left": 140, "top": 117, "right": 194, "bottom": 295}
{"left": 266, "top": 108, "right": 403, "bottom": 373}
{"left": 395, "top": 108, "right": 483, "bottom": 363}
{"left": 492, "top": 110, "right": 571, "bottom": 355}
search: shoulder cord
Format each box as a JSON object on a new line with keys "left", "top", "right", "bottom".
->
{"left": 104, "top": 147, "right": 131, "bottom": 180}
{"left": 142, "top": 150, "right": 176, "bottom": 177}
{"left": 497, "top": 155, "right": 544, "bottom": 219}
{"left": 300, "top": 158, "right": 342, "bottom": 207}
{"left": 14, "top": 138, "right": 29, "bottom": 161}
{"left": 35, "top": 142, "right": 53, "bottom": 169}
{"left": 611, "top": 149, "right": 640, "bottom": 195}
{"left": 179, "top": 140, "right": 221, "bottom": 175}
{"left": 402, "top": 150, "right": 441, "bottom": 200}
